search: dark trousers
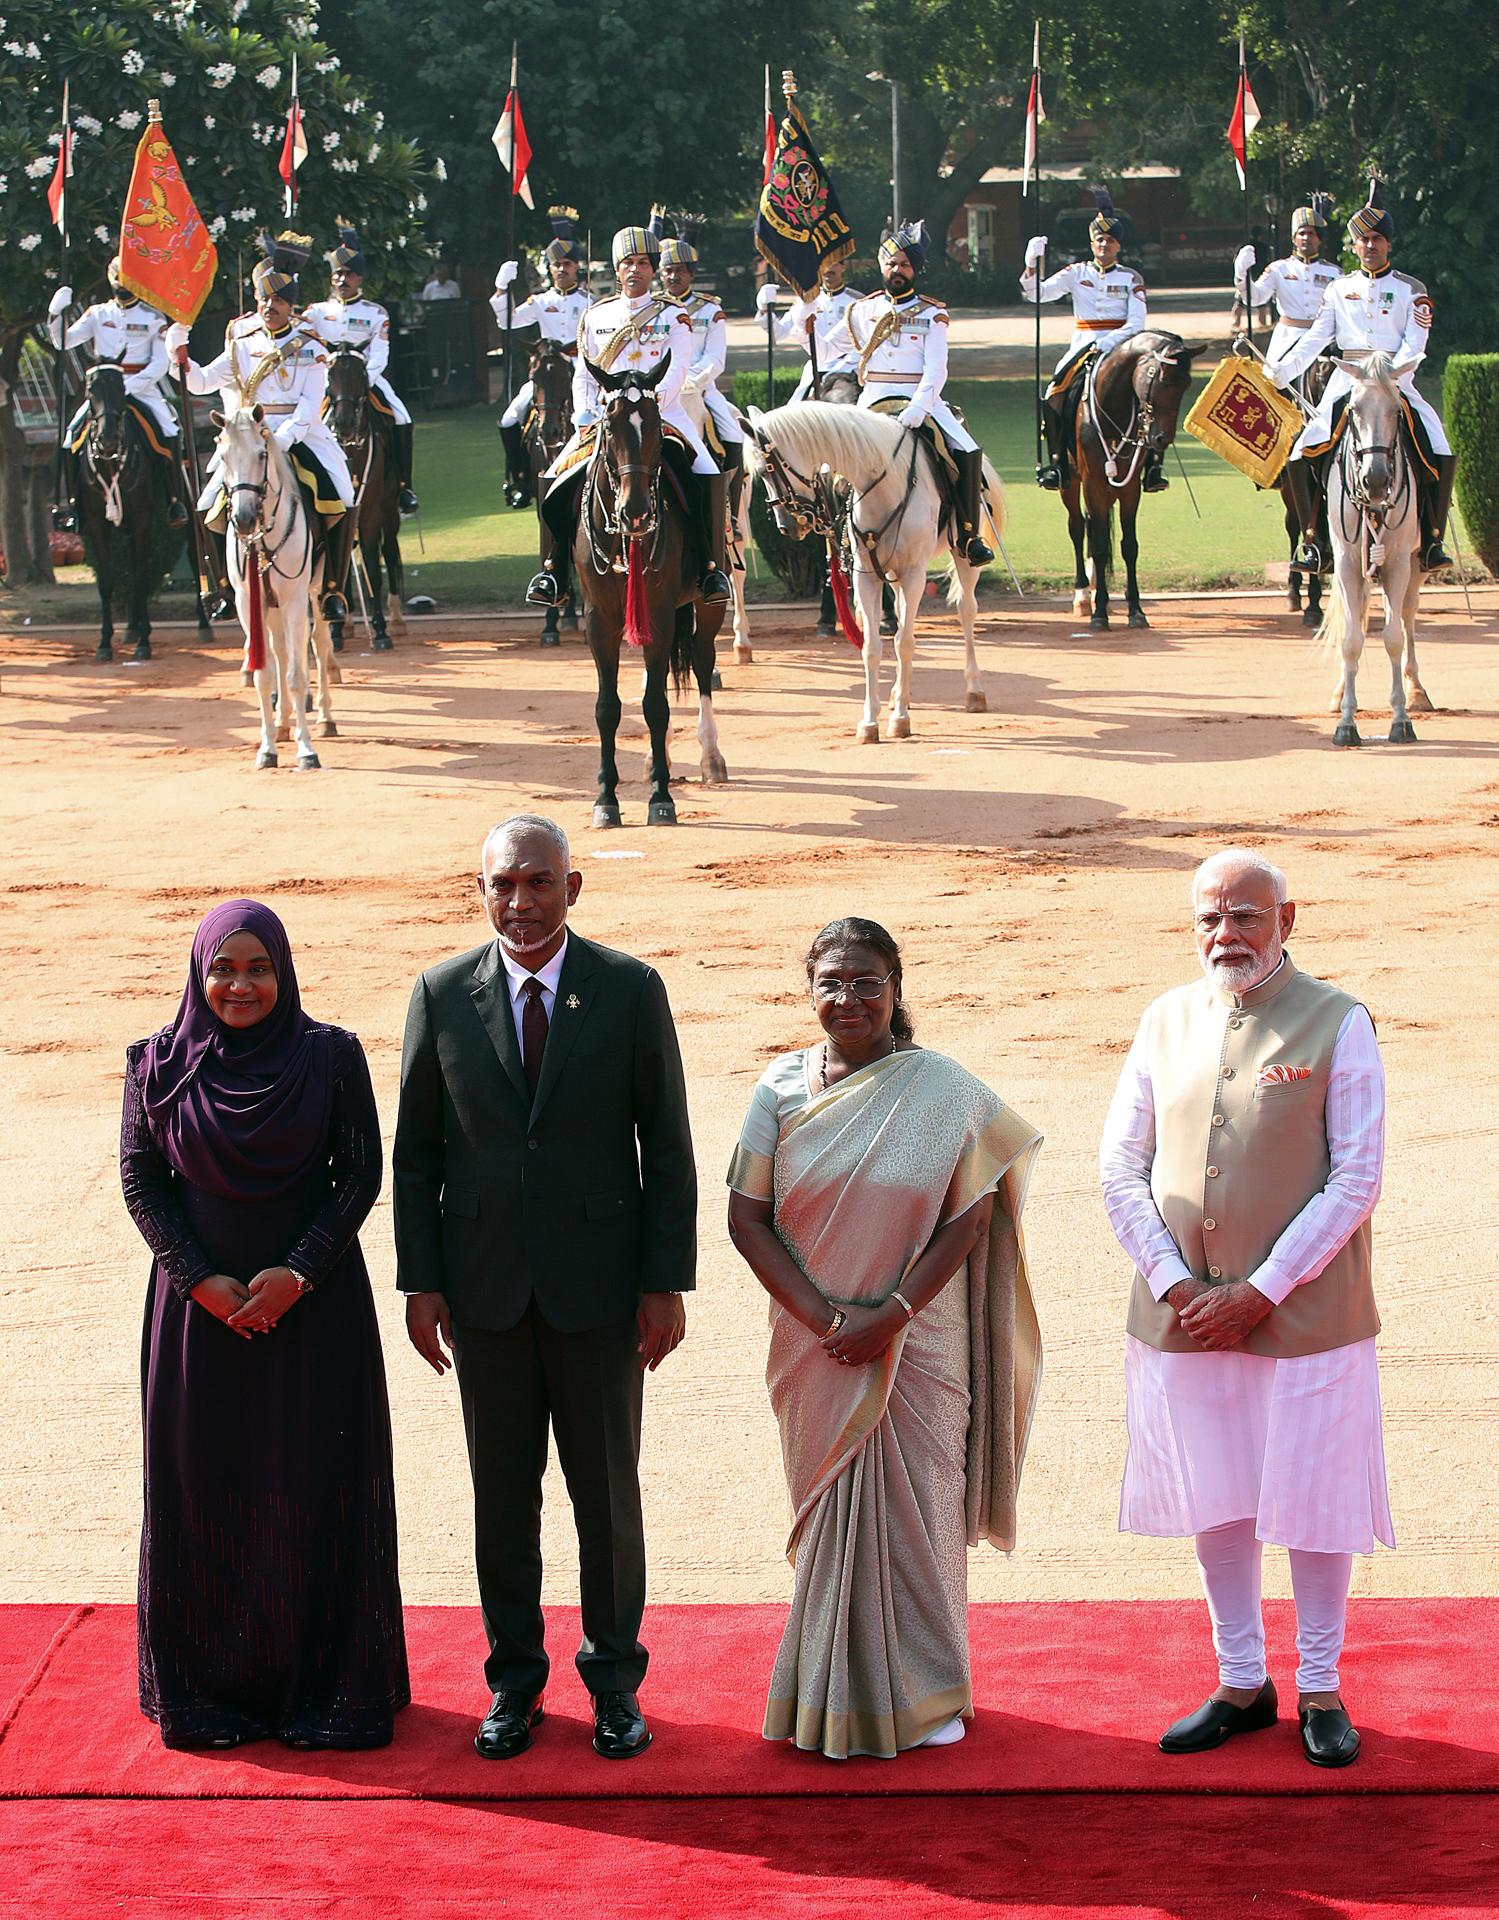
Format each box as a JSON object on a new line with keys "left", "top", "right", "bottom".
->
{"left": 452, "top": 1302, "right": 647, "bottom": 1698}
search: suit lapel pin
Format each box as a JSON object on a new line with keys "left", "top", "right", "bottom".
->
{"left": 566, "top": 994, "right": 581, "bottom": 1009}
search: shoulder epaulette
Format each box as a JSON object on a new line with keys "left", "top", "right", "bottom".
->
{"left": 1392, "top": 270, "right": 1428, "bottom": 296}
{"left": 918, "top": 293, "right": 948, "bottom": 310}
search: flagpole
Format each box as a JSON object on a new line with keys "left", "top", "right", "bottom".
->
{"left": 780, "top": 69, "right": 820, "bottom": 401}
{"left": 1239, "top": 31, "right": 1252, "bottom": 352}
{"left": 285, "top": 54, "right": 298, "bottom": 219}
{"left": 1027, "top": 24, "right": 1044, "bottom": 479}
{"left": 764, "top": 65, "right": 776, "bottom": 408}
{"left": 504, "top": 44, "right": 518, "bottom": 409}
{"left": 52, "top": 80, "right": 72, "bottom": 527}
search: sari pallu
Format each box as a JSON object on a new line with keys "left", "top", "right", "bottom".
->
{"left": 736, "top": 1050, "right": 1042, "bottom": 1758}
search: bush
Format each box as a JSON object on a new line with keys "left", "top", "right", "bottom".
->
{"left": 732, "top": 369, "right": 826, "bottom": 596}
{"left": 1445, "top": 355, "right": 1499, "bottom": 576}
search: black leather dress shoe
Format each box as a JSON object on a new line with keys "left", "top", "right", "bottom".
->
{"left": 1159, "top": 1677, "right": 1278, "bottom": 1753}
{"left": 1300, "top": 1702, "right": 1360, "bottom": 1768}
{"left": 592, "top": 1689, "right": 651, "bottom": 1759}
{"left": 474, "top": 1690, "right": 544, "bottom": 1760}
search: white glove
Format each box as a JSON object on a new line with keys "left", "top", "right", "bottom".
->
{"left": 1024, "top": 235, "right": 1047, "bottom": 269}
{"left": 164, "top": 321, "right": 191, "bottom": 356}
{"left": 788, "top": 296, "right": 816, "bottom": 326}
{"left": 575, "top": 406, "right": 599, "bottom": 429}
{"left": 897, "top": 402, "right": 926, "bottom": 429}
{"left": 48, "top": 284, "right": 73, "bottom": 317}
{"left": 1265, "top": 363, "right": 1290, "bottom": 391}
{"left": 1233, "top": 243, "right": 1256, "bottom": 280}
{"left": 272, "top": 420, "right": 299, "bottom": 447}
{"left": 495, "top": 260, "right": 519, "bottom": 292}
{"left": 755, "top": 283, "right": 780, "bottom": 314}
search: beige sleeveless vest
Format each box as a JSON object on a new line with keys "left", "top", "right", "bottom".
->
{"left": 1125, "top": 954, "right": 1379, "bottom": 1359}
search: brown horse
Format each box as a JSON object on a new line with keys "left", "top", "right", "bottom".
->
{"left": 1276, "top": 353, "right": 1335, "bottom": 629}
{"left": 524, "top": 340, "right": 579, "bottom": 646}
{"left": 1061, "top": 330, "right": 1198, "bottom": 630}
{"left": 324, "top": 346, "right": 404, "bottom": 653}
{"left": 566, "top": 355, "right": 726, "bottom": 827}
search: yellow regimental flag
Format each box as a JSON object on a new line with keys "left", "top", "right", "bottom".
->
{"left": 1184, "top": 356, "right": 1303, "bottom": 487}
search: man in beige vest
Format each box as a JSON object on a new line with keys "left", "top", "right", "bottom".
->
{"left": 1101, "top": 849, "right": 1392, "bottom": 1768}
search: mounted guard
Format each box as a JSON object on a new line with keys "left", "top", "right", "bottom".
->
{"left": 825, "top": 220, "right": 994, "bottom": 565}
{"left": 757, "top": 258, "right": 863, "bottom": 402}
{"left": 167, "top": 232, "right": 357, "bottom": 621}
{"left": 657, "top": 215, "right": 747, "bottom": 532}
{"left": 47, "top": 257, "right": 191, "bottom": 532}
{"left": 492, "top": 207, "right": 591, "bottom": 507}
{"left": 525, "top": 222, "right": 731, "bottom": 609}
{"left": 303, "top": 223, "right": 419, "bottom": 516}
{"left": 1232, "top": 194, "right": 1339, "bottom": 387}
{"left": 1021, "top": 189, "right": 1162, "bottom": 492}
{"left": 1270, "top": 180, "right": 1455, "bottom": 575}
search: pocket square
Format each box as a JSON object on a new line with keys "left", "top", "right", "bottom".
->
{"left": 1257, "top": 1064, "right": 1311, "bottom": 1087}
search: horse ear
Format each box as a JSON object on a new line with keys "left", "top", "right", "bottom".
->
{"left": 584, "top": 356, "right": 608, "bottom": 387}
{"left": 210, "top": 409, "right": 226, "bottom": 429}
{"left": 639, "top": 355, "right": 670, "bottom": 390}
{"left": 251, "top": 403, "right": 265, "bottom": 424}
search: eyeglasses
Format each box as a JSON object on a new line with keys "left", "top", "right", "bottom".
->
{"left": 1193, "top": 908, "right": 1276, "bottom": 935}
{"left": 812, "top": 969, "right": 897, "bottom": 1003}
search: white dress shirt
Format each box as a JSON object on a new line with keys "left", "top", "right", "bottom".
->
{"left": 499, "top": 932, "right": 569, "bottom": 1054}
{"left": 1100, "top": 961, "right": 1384, "bottom": 1305}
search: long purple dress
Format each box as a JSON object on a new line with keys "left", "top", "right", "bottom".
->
{"left": 121, "top": 1023, "right": 409, "bottom": 1748}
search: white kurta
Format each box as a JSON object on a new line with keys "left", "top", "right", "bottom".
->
{"left": 1101, "top": 990, "right": 1394, "bottom": 1553}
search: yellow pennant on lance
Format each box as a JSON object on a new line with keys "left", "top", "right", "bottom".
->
{"left": 1184, "top": 355, "right": 1302, "bottom": 487}
{"left": 117, "top": 104, "right": 217, "bottom": 326}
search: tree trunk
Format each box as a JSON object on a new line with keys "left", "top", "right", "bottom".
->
{"left": 25, "top": 456, "right": 55, "bottom": 586}
{"left": 0, "top": 331, "right": 34, "bottom": 587}
{"left": 898, "top": 97, "right": 1009, "bottom": 264}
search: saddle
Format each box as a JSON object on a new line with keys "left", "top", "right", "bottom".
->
{"left": 866, "top": 396, "right": 962, "bottom": 539}
{"left": 69, "top": 397, "right": 175, "bottom": 462}
{"left": 540, "top": 434, "right": 704, "bottom": 573}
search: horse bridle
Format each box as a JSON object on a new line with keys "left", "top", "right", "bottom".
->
{"left": 754, "top": 421, "right": 923, "bottom": 586}
{"left": 529, "top": 350, "right": 573, "bottom": 466}
{"left": 584, "top": 392, "right": 664, "bottom": 571}
{"left": 225, "top": 430, "right": 312, "bottom": 583}
{"left": 1088, "top": 344, "right": 1179, "bottom": 488}
{"left": 1337, "top": 396, "right": 1410, "bottom": 565}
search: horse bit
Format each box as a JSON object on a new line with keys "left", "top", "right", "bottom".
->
{"left": 1089, "top": 346, "right": 1175, "bottom": 489}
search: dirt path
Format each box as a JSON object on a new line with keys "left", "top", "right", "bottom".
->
{"left": 3, "top": 591, "right": 1495, "bottom": 1607}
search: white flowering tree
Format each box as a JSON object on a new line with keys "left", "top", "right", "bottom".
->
{"left": 0, "top": 0, "right": 426, "bottom": 583}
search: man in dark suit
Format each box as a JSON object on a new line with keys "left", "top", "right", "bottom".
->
{"left": 393, "top": 814, "right": 696, "bottom": 1761}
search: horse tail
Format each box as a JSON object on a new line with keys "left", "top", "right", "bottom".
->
{"left": 1315, "top": 576, "right": 1349, "bottom": 659}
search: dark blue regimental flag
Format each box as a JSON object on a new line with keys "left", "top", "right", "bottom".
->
{"left": 754, "top": 102, "right": 855, "bottom": 297}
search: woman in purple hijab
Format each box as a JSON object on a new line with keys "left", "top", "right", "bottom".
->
{"left": 120, "top": 900, "right": 409, "bottom": 1750}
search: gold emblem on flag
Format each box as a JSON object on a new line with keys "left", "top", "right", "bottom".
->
{"left": 1184, "top": 356, "right": 1302, "bottom": 487}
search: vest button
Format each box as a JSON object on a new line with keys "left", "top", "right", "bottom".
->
{"left": 1206, "top": 1166, "right": 1219, "bottom": 1178}
{"left": 1223, "top": 1068, "right": 1236, "bottom": 1080}
{"left": 1229, "top": 1018, "right": 1243, "bottom": 1029}
{"left": 1203, "top": 1219, "right": 1216, "bottom": 1231}
{"left": 1208, "top": 1265, "right": 1223, "bottom": 1279}
{"left": 527, "top": 1137, "right": 538, "bottom": 1151}
{"left": 1212, "top": 1114, "right": 1225, "bottom": 1126}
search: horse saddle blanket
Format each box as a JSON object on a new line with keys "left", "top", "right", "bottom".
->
{"left": 547, "top": 420, "right": 693, "bottom": 488}
{"left": 68, "top": 399, "right": 175, "bottom": 461}
{"left": 204, "top": 449, "right": 346, "bottom": 535}
{"left": 1294, "top": 388, "right": 1439, "bottom": 480}
{"left": 1185, "top": 356, "right": 1303, "bottom": 487}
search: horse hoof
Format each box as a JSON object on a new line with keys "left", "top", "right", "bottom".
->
{"left": 1406, "top": 687, "right": 1434, "bottom": 713}
{"left": 372, "top": 635, "right": 393, "bottom": 653}
{"left": 701, "top": 754, "right": 729, "bottom": 786}
{"left": 539, "top": 633, "right": 561, "bottom": 649}
{"left": 647, "top": 797, "right": 678, "bottom": 826}
{"left": 95, "top": 643, "right": 113, "bottom": 663}
{"left": 331, "top": 630, "right": 345, "bottom": 654}
{"left": 1302, "top": 606, "right": 1322, "bottom": 629}
{"left": 965, "top": 691, "right": 988, "bottom": 714}
{"left": 129, "top": 640, "right": 152, "bottom": 662}
{"left": 733, "top": 643, "right": 753, "bottom": 665}
{"left": 856, "top": 723, "right": 880, "bottom": 745}
{"left": 1333, "top": 724, "right": 1362, "bottom": 748}
{"left": 1127, "top": 611, "right": 1149, "bottom": 630}
{"left": 320, "top": 720, "right": 338, "bottom": 738}
{"left": 329, "top": 663, "right": 343, "bottom": 685}
{"left": 560, "top": 612, "right": 580, "bottom": 633}
{"left": 1089, "top": 615, "right": 1110, "bottom": 632}
{"left": 887, "top": 715, "right": 912, "bottom": 740}
{"left": 711, "top": 669, "right": 724, "bottom": 692}
{"left": 297, "top": 753, "right": 322, "bottom": 771}
{"left": 241, "top": 669, "right": 254, "bottom": 688}
{"left": 592, "top": 804, "right": 623, "bottom": 830}
{"left": 256, "top": 750, "right": 278, "bottom": 769}
{"left": 1072, "top": 594, "right": 1091, "bottom": 618}
{"left": 1388, "top": 719, "right": 1418, "bottom": 744}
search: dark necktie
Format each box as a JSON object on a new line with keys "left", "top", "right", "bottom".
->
{"left": 521, "top": 977, "right": 549, "bottom": 1096}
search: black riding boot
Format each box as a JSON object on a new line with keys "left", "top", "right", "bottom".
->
{"left": 1142, "top": 450, "right": 1170, "bottom": 493}
{"left": 500, "top": 420, "right": 532, "bottom": 509}
{"left": 817, "top": 574, "right": 838, "bottom": 638}
{"left": 1037, "top": 397, "right": 1064, "bottom": 490}
{"left": 953, "top": 447, "right": 995, "bottom": 564}
{"left": 723, "top": 443, "right": 746, "bottom": 569}
{"left": 527, "top": 480, "right": 577, "bottom": 605}
{"left": 52, "top": 448, "right": 80, "bottom": 533}
{"left": 204, "top": 529, "right": 234, "bottom": 619}
{"left": 1285, "top": 458, "right": 1329, "bottom": 574}
{"left": 699, "top": 471, "right": 731, "bottom": 603}
{"left": 162, "top": 449, "right": 190, "bottom": 529}
{"left": 1419, "top": 453, "right": 1456, "bottom": 571}
{"left": 320, "top": 511, "right": 354, "bottom": 621}
{"left": 392, "top": 420, "right": 419, "bottom": 516}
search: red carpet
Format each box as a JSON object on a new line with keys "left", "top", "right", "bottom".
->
{"left": 2, "top": 1598, "right": 1496, "bottom": 1800}
{"left": 4, "top": 1603, "right": 1494, "bottom": 1916}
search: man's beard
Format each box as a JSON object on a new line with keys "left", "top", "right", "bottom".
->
{"left": 883, "top": 274, "right": 913, "bottom": 297}
{"left": 1201, "top": 939, "right": 1282, "bottom": 996}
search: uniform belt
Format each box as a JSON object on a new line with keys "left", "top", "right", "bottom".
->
{"left": 1077, "top": 318, "right": 1126, "bottom": 332}
{"left": 864, "top": 370, "right": 916, "bottom": 381}
{"left": 260, "top": 402, "right": 298, "bottom": 414}
{"left": 122, "top": 361, "right": 150, "bottom": 373}
{"left": 1279, "top": 316, "right": 1314, "bottom": 330}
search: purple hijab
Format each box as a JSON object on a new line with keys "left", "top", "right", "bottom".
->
{"left": 137, "top": 900, "right": 335, "bottom": 1199}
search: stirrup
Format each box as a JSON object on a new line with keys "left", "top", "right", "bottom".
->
{"left": 504, "top": 480, "right": 532, "bottom": 510}
{"left": 167, "top": 500, "right": 189, "bottom": 530}
{"left": 397, "top": 487, "right": 419, "bottom": 516}
{"left": 1420, "top": 539, "right": 1453, "bottom": 572}
{"left": 320, "top": 589, "right": 348, "bottom": 622}
{"left": 526, "top": 569, "right": 563, "bottom": 607}
{"left": 700, "top": 566, "right": 731, "bottom": 605}
{"left": 1142, "top": 466, "right": 1169, "bottom": 493}
{"left": 962, "top": 534, "right": 994, "bottom": 565}
{"left": 1035, "top": 464, "right": 1062, "bottom": 492}
{"left": 1294, "top": 537, "right": 1330, "bottom": 576}
{"left": 51, "top": 504, "right": 78, "bottom": 533}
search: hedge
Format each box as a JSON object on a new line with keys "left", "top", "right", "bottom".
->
{"left": 1443, "top": 354, "right": 1499, "bottom": 576}
{"left": 731, "top": 371, "right": 826, "bottom": 595}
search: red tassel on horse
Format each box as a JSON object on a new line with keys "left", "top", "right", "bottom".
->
{"left": 623, "top": 537, "right": 650, "bottom": 649}
{"left": 244, "top": 547, "right": 266, "bottom": 674}
{"left": 827, "top": 543, "right": 863, "bottom": 650}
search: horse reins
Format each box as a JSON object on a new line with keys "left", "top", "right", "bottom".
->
{"left": 1087, "top": 344, "right": 1178, "bottom": 489}
{"left": 226, "top": 432, "right": 312, "bottom": 593}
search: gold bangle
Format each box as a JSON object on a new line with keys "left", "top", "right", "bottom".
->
{"left": 891, "top": 1290, "right": 915, "bottom": 1320}
{"left": 824, "top": 1308, "right": 846, "bottom": 1338}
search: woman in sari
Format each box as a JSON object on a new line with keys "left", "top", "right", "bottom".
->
{"left": 727, "top": 918, "right": 1043, "bottom": 1760}
{"left": 121, "top": 899, "right": 409, "bottom": 1750}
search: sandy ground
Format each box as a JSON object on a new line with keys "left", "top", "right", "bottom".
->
{"left": 2, "top": 588, "right": 1496, "bottom": 1610}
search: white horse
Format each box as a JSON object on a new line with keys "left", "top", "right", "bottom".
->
{"left": 1317, "top": 353, "right": 1434, "bottom": 746}
{"left": 744, "top": 401, "right": 1003, "bottom": 743}
{"left": 678, "top": 383, "right": 754, "bottom": 665}
{"left": 213, "top": 407, "right": 339, "bottom": 769}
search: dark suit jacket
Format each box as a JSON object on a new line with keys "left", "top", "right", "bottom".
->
{"left": 392, "top": 930, "right": 697, "bottom": 1332}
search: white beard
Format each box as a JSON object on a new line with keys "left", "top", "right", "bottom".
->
{"left": 1201, "top": 939, "right": 1283, "bottom": 997}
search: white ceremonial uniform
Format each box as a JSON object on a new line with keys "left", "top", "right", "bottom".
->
{"left": 179, "top": 320, "right": 355, "bottom": 509}
{"left": 676, "top": 289, "right": 743, "bottom": 447}
{"left": 825, "top": 290, "right": 976, "bottom": 451}
{"left": 1277, "top": 266, "right": 1450, "bottom": 458}
{"left": 302, "top": 294, "right": 412, "bottom": 424}
{"left": 1020, "top": 259, "right": 1147, "bottom": 381}
{"left": 1100, "top": 972, "right": 1393, "bottom": 1556}
{"left": 53, "top": 299, "right": 179, "bottom": 439}
{"left": 548, "top": 293, "right": 716, "bottom": 477}
{"left": 1240, "top": 255, "right": 1340, "bottom": 373}
{"left": 767, "top": 284, "right": 862, "bottom": 400}
{"left": 491, "top": 285, "right": 591, "bottom": 427}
